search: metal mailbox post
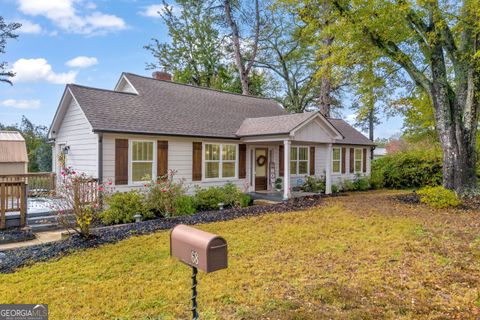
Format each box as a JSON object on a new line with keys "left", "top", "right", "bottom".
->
{"left": 170, "top": 224, "right": 228, "bottom": 319}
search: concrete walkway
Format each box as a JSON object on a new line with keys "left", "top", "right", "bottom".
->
{"left": 0, "top": 230, "right": 65, "bottom": 250}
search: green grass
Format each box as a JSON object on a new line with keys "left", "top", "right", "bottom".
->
{"left": 0, "top": 191, "right": 478, "bottom": 319}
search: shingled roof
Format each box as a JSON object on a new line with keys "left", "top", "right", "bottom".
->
{"left": 69, "top": 73, "right": 286, "bottom": 139}
{"left": 329, "top": 118, "right": 375, "bottom": 145}
{"left": 60, "top": 73, "right": 373, "bottom": 145}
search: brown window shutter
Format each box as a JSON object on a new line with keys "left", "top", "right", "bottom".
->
{"left": 309, "top": 146, "right": 315, "bottom": 175}
{"left": 239, "top": 144, "right": 246, "bottom": 179}
{"left": 192, "top": 142, "right": 202, "bottom": 181}
{"left": 157, "top": 141, "right": 168, "bottom": 178}
{"left": 279, "top": 145, "right": 284, "bottom": 176}
{"left": 341, "top": 147, "right": 346, "bottom": 174}
{"left": 115, "top": 139, "right": 128, "bottom": 185}
{"left": 363, "top": 148, "right": 367, "bottom": 173}
{"left": 349, "top": 148, "right": 354, "bottom": 173}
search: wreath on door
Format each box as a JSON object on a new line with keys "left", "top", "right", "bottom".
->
{"left": 256, "top": 155, "right": 267, "bottom": 166}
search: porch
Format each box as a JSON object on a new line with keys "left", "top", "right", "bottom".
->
{"left": 238, "top": 112, "right": 344, "bottom": 200}
{"left": 248, "top": 190, "right": 320, "bottom": 202}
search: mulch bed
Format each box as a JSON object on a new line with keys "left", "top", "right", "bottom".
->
{"left": 0, "top": 228, "right": 35, "bottom": 245}
{"left": 394, "top": 192, "right": 421, "bottom": 205}
{"left": 0, "top": 195, "right": 322, "bottom": 274}
{"left": 394, "top": 191, "right": 480, "bottom": 210}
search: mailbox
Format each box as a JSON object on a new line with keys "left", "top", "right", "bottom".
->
{"left": 170, "top": 224, "right": 228, "bottom": 273}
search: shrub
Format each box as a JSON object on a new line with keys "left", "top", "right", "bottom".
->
{"left": 194, "top": 183, "right": 250, "bottom": 211}
{"left": 341, "top": 179, "right": 355, "bottom": 192}
{"left": 353, "top": 175, "right": 370, "bottom": 191}
{"left": 53, "top": 170, "right": 102, "bottom": 238}
{"left": 301, "top": 176, "right": 326, "bottom": 193}
{"left": 369, "top": 167, "right": 385, "bottom": 189}
{"left": 172, "top": 195, "right": 196, "bottom": 216}
{"left": 417, "top": 186, "right": 461, "bottom": 209}
{"left": 331, "top": 184, "right": 340, "bottom": 194}
{"left": 372, "top": 150, "right": 442, "bottom": 189}
{"left": 101, "top": 191, "right": 153, "bottom": 225}
{"left": 275, "top": 178, "right": 283, "bottom": 190}
{"left": 239, "top": 194, "right": 252, "bottom": 207}
{"left": 144, "top": 170, "right": 188, "bottom": 217}
{"left": 222, "top": 182, "right": 244, "bottom": 207}
{"left": 194, "top": 186, "right": 226, "bottom": 211}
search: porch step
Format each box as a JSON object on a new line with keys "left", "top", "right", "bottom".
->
{"left": 29, "top": 223, "right": 61, "bottom": 232}
{"left": 27, "top": 214, "right": 75, "bottom": 232}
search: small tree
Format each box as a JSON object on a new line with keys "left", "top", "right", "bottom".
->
{"left": 53, "top": 169, "right": 102, "bottom": 238}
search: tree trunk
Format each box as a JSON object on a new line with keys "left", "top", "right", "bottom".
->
{"left": 430, "top": 75, "right": 478, "bottom": 193}
{"left": 224, "top": 0, "right": 260, "bottom": 95}
{"left": 369, "top": 107, "right": 374, "bottom": 159}
{"left": 318, "top": 36, "right": 334, "bottom": 117}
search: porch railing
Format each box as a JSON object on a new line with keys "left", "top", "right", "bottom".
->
{"left": 0, "top": 173, "right": 56, "bottom": 197}
{"left": 0, "top": 181, "right": 27, "bottom": 229}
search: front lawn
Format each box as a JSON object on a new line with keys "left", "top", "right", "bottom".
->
{"left": 0, "top": 191, "right": 478, "bottom": 319}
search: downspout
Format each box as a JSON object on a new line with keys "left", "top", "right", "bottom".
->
{"left": 98, "top": 133, "right": 104, "bottom": 208}
{"left": 98, "top": 133, "right": 103, "bottom": 184}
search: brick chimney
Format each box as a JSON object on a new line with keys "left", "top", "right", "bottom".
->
{"left": 152, "top": 71, "right": 172, "bottom": 81}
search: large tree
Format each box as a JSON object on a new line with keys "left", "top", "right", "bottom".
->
{"left": 287, "top": 0, "right": 480, "bottom": 193}
{"left": 144, "top": 1, "right": 229, "bottom": 88}
{"left": 223, "top": 0, "right": 261, "bottom": 95}
{"left": 0, "top": 16, "right": 21, "bottom": 85}
{"left": 254, "top": 9, "right": 320, "bottom": 113}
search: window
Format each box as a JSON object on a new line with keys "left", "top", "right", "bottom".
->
{"left": 131, "top": 141, "right": 154, "bottom": 183}
{"left": 354, "top": 148, "right": 362, "bottom": 172}
{"left": 332, "top": 147, "right": 341, "bottom": 173}
{"left": 290, "top": 146, "right": 309, "bottom": 175}
{"left": 205, "top": 143, "right": 237, "bottom": 179}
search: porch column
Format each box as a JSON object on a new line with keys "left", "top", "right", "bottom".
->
{"left": 325, "top": 143, "right": 332, "bottom": 194}
{"left": 283, "top": 139, "right": 291, "bottom": 200}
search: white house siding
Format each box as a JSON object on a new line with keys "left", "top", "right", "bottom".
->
{"left": 330, "top": 145, "right": 371, "bottom": 186}
{"left": 100, "top": 133, "right": 371, "bottom": 193}
{"left": 292, "top": 118, "right": 335, "bottom": 142}
{"left": 116, "top": 78, "right": 137, "bottom": 94}
{"left": 54, "top": 99, "right": 98, "bottom": 178}
{"left": 102, "top": 133, "right": 248, "bottom": 193}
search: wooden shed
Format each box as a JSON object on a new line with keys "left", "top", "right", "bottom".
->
{"left": 0, "top": 131, "right": 28, "bottom": 175}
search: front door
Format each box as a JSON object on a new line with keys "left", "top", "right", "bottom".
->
{"left": 255, "top": 148, "right": 268, "bottom": 191}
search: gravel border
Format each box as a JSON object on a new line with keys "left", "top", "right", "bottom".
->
{"left": 0, "top": 195, "right": 322, "bottom": 273}
{"left": 0, "top": 228, "right": 35, "bottom": 245}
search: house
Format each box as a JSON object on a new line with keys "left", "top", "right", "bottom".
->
{"left": 48, "top": 72, "right": 374, "bottom": 199}
{"left": 0, "top": 131, "right": 28, "bottom": 175}
{"left": 373, "top": 147, "right": 387, "bottom": 159}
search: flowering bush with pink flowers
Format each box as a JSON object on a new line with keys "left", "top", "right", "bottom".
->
{"left": 53, "top": 169, "right": 102, "bottom": 238}
{"left": 144, "top": 170, "right": 192, "bottom": 217}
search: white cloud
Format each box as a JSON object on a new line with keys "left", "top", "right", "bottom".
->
{"left": 140, "top": 4, "right": 178, "bottom": 18}
{"left": 11, "top": 58, "right": 77, "bottom": 84}
{"left": 17, "top": 19, "right": 42, "bottom": 34}
{"left": 66, "top": 56, "right": 98, "bottom": 68}
{"left": 140, "top": 4, "right": 164, "bottom": 18}
{"left": 17, "top": 0, "right": 126, "bottom": 35}
{"left": 1, "top": 99, "right": 41, "bottom": 110}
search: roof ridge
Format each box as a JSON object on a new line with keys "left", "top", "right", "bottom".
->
{"left": 68, "top": 83, "right": 138, "bottom": 96}
{"left": 123, "top": 72, "right": 279, "bottom": 102}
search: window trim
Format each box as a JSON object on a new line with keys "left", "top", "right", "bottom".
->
{"left": 332, "top": 147, "right": 342, "bottom": 174}
{"left": 202, "top": 143, "right": 239, "bottom": 181}
{"left": 354, "top": 147, "right": 363, "bottom": 173}
{"left": 290, "top": 146, "right": 309, "bottom": 176}
{"left": 128, "top": 139, "right": 157, "bottom": 185}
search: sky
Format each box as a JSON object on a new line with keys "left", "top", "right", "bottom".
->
{"left": 0, "top": 0, "right": 404, "bottom": 139}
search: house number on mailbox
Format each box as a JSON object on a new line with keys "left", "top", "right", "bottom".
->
{"left": 191, "top": 250, "right": 199, "bottom": 265}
